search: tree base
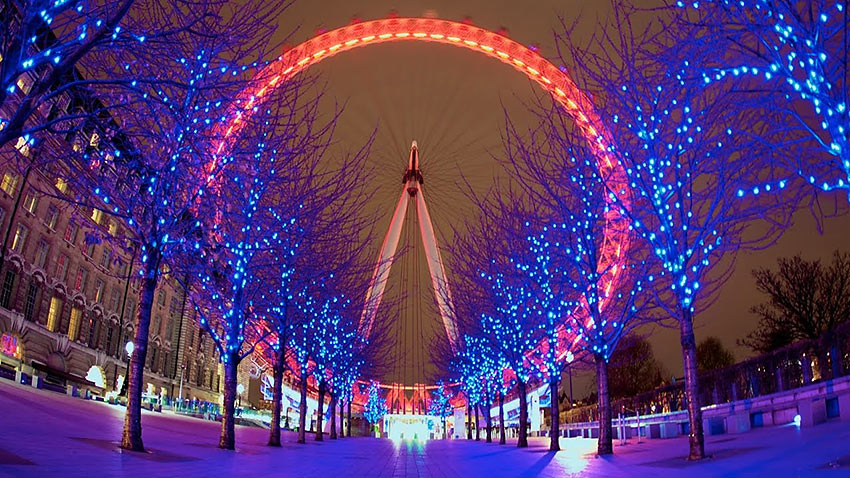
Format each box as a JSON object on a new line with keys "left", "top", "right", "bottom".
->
{"left": 120, "top": 436, "right": 145, "bottom": 453}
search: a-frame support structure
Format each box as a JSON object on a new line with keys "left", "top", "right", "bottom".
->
{"left": 360, "top": 141, "right": 459, "bottom": 351}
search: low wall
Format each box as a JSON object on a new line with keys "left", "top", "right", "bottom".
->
{"left": 563, "top": 374, "right": 850, "bottom": 439}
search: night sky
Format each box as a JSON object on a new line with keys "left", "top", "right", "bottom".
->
{"left": 273, "top": 1, "right": 850, "bottom": 386}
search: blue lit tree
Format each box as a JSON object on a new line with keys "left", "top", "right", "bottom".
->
{"left": 185, "top": 76, "right": 343, "bottom": 449}
{"left": 452, "top": 334, "right": 504, "bottom": 443}
{"left": 676, "top": 0, "right": 850, "bottom": 204}
{"left": 428, "top": 380, "right": 454, "bottom": 440}
{"left": 0, "top": 0, "right": 137, "bottom": 148}
{"left": 479, "top": 348, "right": 506, "bottom": 444}
{"left": 289, "top": 282, "right": 327, "bottom": 444}
{"left": 504, "top": 103, "right": 656, "bottom": 453}
{"left": 289, "top": 277, "right": 371, "bottom": 444}
{"left": 363, "top": 380, "right": 388, "bottom": 436}
{"left": 553, "top": 4, "right": 796, "bottom": 459}
{"left": 256, "top": 106, "right": 374, "bottom": 447}
{"left": 41, "top": 3, "right": 293, "bottom": 451}
{"left": 451, "top": 200, "right": 543, "bottom": 448}
{"left": 451, "top": 334, "right": 486, "bottom": 440}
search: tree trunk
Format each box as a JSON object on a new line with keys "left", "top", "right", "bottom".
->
{"left": 680, "top": 308, "right": 705, "bottom": 460}
{"left": 596, "top": 356, "right": 612, "bottom": 455}
{"left": 329, "top": 392, "right": 338, "bottom": 439}
{"left": 549, "top": 375, "right": 561, "bottom": 452}
{"left": 315, "top": 380, "right": 325, "bottom": 441}
{"left": 498, "top": 392, "right": 506, "bottom": 445}
{"left": 347, "top": 400, "right": 352, "bottom": 437}
{"left": 475, "top": 404, "right": 480, "bottom": 441}
{"left": 339, "top": 398, "right": 346, "bottom": 438}
{"left": 120, "top": 248, "right": 160, "bottom": 452}
{"left": 467, "top": 403, "right": 472, "bottom": 439}
{"left": 483, "top": 403, "right": 492, "bottom": 443}
{"left": 219, "top": 353, "right": 239, "bottom": 450}
{"left": 298, "top": 373, "right": 308, "bottom": 444}
{"left": 268, "top": 349, "right": 284, "bottom": 446}
{"left": 517, "top": 379, "right": 528, "bottom": 448}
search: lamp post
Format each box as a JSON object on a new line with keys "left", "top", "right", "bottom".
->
{"left": 120, "top": 341, "right": 134, "bottom": 397}
{"left": 237, "top": 383, "right": 245, "bottom": 416}
{"left": 178, "top": 363, "right": 186, "bottom": 401}
{"left": 565, "top": 351, "right": 575, "bottom": 409}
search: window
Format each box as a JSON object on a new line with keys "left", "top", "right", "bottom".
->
{"left": 22, "top": 192, "right": 38, "bottom": 214}
{"left": 1, "top": 172, "right": 19, "bottom": 196}
{"left": 121, "top": 330, "right": 131, "bottom": 354}
{"left": 94, "top": 279, "right": 105, "bottom": 303}
{"left": 11, "top": 223, "right": 28, "bottom": 253}
{"left": 44, "top": 205, "right": 59, "bottom": 230}
{"left": 34, "top": 239, "right": 49, "bottom": 269}
{"left": 90, "top": 208, "right": 103, "bottom": 225}
{"left": 125, "top": 299, "right": 136, "bottom": 324}
{"left": 24, "top": 282, "right": 38, "bottom": 321}
{"left": 100, "top": 248, "right": 111, "bottom": 270}
{"left": 68, "top": 307, "right": 82, "bottom": 341}
{"left": 55, "top": 177, "right": 69, "bottom": 195}
{"left": 74, "top": 267, "right": 88, "bottom": 293}
{"left": 157, "top": 289, "right": 166, "bottom": 307}
{"left": 163, "top": 352, "right": 171, "bottom": 378}
{"left": 47, "top": 296, "right": 63, "bottom": 332}
{"left": 84, "top": 240, "right": 95, "bottom": 258}
{"left": 54, "top": 254, "right": 69, "bottom": 281}
{"left": 0, "top": 271, "right": 15, "bottom": 308}
{"left": 105, "top": 326, "right": 115, "bottom": 356}
{"left": 152, "top": 315, "right": 161, "bottom": 336}
{"left": 16, "top": 73, "right": 33, "bottom": 94}
{"left": 87, "top": 317, "right": 98, "bottom": 347}
{"left": 55, "top": 94, "right": 70, "bottom": 116}
{"left": 14, "top": 137, "right": 31, "bottom": 157}
{"left": 169, "top": 297, "right": 181, "bottom": 317}
{"left": 63, "top": 222, "right": 78, "bottom": 243}
{"left": 108, "top": 220, "right": 118, "bottom": 236}
{"left": 150, "top": 347, "right": 158, "bottom": 373}
{"left": 109, "top": 288, "right": 121, "bottom": 313}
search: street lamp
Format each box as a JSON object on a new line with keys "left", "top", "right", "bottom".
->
{"left": 178, "top": 363, "right": 186, "bottom": 401}
{"left": 236, "top": 383, "right": 245, "bottom": 414}
{"left": 120, "top": 341, "right": 134, "bottom": 397}
{"left": 565, "top": 351, "right": 574, "bottom": 410}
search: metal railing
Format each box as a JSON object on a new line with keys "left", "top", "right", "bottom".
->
{"left": 564, "top": 322, "right": 850, "bottom": 424}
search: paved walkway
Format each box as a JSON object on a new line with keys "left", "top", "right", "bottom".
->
{"left": 0, "top": 382, "right": 848, "bottom": 477}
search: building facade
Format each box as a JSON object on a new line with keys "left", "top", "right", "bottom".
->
{"left": 0, "top": 147, "right": 223, "bottom": 404}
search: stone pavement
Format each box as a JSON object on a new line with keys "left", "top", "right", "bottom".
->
{"left": 0, "top": 381, "right": 848, "bottom": 477}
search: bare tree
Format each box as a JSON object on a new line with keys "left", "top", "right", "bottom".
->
{"left": 696, "top": 337, "right": 735, "bottom": 373}
{"left": 743, "top": 251, "right": 850, "bottom": 353}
